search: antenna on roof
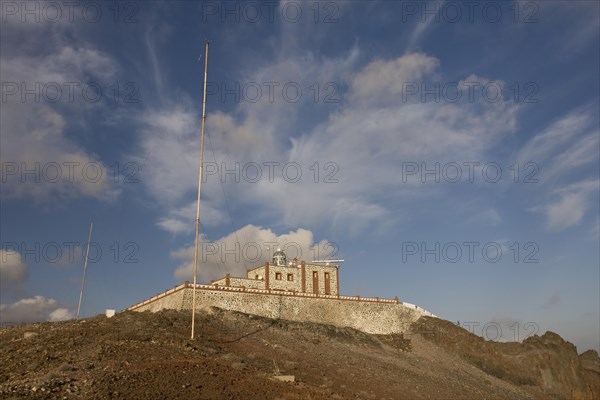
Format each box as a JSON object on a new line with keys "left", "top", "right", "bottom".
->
{"left": 311, "top": 259, "right": 345, "bottom": 266}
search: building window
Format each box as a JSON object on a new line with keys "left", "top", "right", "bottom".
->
{"left": 287, "top": 273, "right": 294, "bottom": 281}
{"left": 255, "top": 274, "right": 259, "bottom": 280}
{"left": 275, "top": 272, "right": 282, "bottom": 280}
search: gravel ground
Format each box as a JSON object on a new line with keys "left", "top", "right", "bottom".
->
{"left": 0, "top": 308, "right": 597, "bottom": 399}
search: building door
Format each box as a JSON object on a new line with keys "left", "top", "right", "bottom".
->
{"left": 325, "top": 272, "right": 331, "bottom": 295}
{"left": 312, "top": 271, "right": 319, "bottom": 294}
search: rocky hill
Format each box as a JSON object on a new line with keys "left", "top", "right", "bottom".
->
{"left": 0, "top": 309, "right": 598, "bottom": 399}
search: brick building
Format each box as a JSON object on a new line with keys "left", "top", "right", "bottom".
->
{"left": 127, "top": 248, "right": 437, "bottom": 334}
{"left": 210, "top": 249, "right": 340, "bottom": 296}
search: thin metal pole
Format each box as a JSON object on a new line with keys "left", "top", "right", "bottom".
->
{"left": 191, "top": 41, "right": 209, "bottom": 339}
{"left": 77, "top": 222, "right": 93, "bottom": 319}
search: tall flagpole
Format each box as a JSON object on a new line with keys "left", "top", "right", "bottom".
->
{"left": 191, "top": 41, "right": 209, "bottom": 339}
{"left": 77, "top": 222, "right": 93, "bottom": 319}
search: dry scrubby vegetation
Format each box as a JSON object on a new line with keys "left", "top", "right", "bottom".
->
{"left": 0, "top": 309, "right": 598, "bottom": 399}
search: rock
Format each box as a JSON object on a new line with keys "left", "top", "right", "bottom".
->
{"left": 580, "top": 350, "right": 600, "bottom": 400}
{"left": 273, "top": 375, "right": 295, "bottom": 382}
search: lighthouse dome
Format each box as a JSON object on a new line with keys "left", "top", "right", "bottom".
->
{"left": 272, "top": 249, "right": 287, "bottom": 266}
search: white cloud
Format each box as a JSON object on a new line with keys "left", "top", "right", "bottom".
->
{"left": 518, "top": 107, "right": 598, "bottom": 231}
{"left": 134, "top": 51, "right": 519, "bottom": 235}
{"left": 134, "top": 103, "right": 201, "bottom": 203}
{"left": 134, "top": 49, "right": 359, "bottom": 231}
{"left": 350, "top": 53, "right": 439, "bottom": 101}
{"left": 156, "top": 201, "right": 226, "bottom": 235}
{"left": 480, "top": 209, "right": 502, "bottom": 226}
{"left": 546, "top": 193, "right": 585, "bottom": 230}
{"left": 0, "top": 250, "right": 27, "bottom": 291}
{"left": 545, "top": 133, "right": 599, "bottom": 181}
{"left": 271, "top": 59, "right": 518, "bottom": 230}
{"left": 494, "top": 239, "right": 511, "bottom": 255}
{"left": 0, "top": 44, "right": 120, "bottom": 203}
{"left": 536, "top": 180, "right": 599, "bottom": 231}
{"left": 466, "top": 207, "right": 503, "bottom": 227}
{"left": 0, "top": 252, "right": 74, "bottom": 323}
{"left": 48, "top": 308, "right": 75, "bottom": 322}
{"left": 134, "top": 102, "right": 232, "bottom": 235}
{"left": 0, "top": 296, "right": 73, "bottom": 324}
{"left": 517, "top": 107, "right": 598, "bottom": 182}
{"left": 172, "top": 225, "right": 337, "bottom": 283}
{"left": 157, "top": 218, "right": 191, "bottom": 236}
{"left": 405, "top": 0, "right": 445, "bottom": 51}
{"left": 330, "top": 198, "right": 391, "bottom": 236}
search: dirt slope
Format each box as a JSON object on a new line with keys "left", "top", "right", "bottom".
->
{"left": 0, "top": 309, "right": 597, "bottom": 399}
{"left": 412, "top": 317, "right": 599, "bottom": 400}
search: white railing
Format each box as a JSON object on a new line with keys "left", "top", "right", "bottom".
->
{"left": 401, "top": 302, "right": 437, "bottom": 318}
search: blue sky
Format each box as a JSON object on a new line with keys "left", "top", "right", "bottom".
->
{"left": 1, "top": 1, "right": 598, "bottom": 352}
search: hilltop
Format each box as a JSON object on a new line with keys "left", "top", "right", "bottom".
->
{"left": 1, "top": 309, "right": 598, "bottom": 399}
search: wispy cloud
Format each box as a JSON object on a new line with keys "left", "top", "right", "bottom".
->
{"left": 0, "top": 43, "right": 121, "bottom": 203}
{"left": 406, "top": 0, "right": 445, "bottom": 51}
{"left": 157, "top": 201, "right": 226, "bottom": 235}
{"left": 518, "top": 106, "right": 599, "bottom": 231}
{"left": 479, "top": 209, "right": 502, "bottom": 226}
{"left": 533, "top": 179, "right": 599, "bottom": 231}
{"left": 541, "top": 293, "right": 562, "bottom": 309}
{"left": 133, "top": 50, "right": 520, "bottom": 235}
{"left": 517, "top": 106, "right": 598, "bottom": 183}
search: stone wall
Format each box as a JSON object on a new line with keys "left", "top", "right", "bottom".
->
{"left": 229, "top": 277, "right": 264, "bottom": 289}
{"left": 246, "top": 266, "right": 266, "bottom": 280}
{"left": 211, "top": 276, "right": 265, "bottom": 290}
{"left": 211, "top": 277, "right": 227, "bottom": 286}
{"left": 130, "top": 285, "right": 422, "bottom": 335}
{"left": 131, "top": 287, "right": 187, "bottom": 312}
